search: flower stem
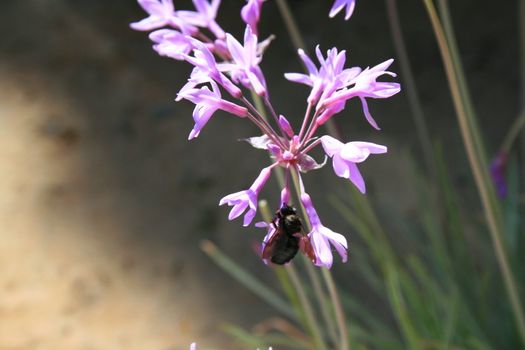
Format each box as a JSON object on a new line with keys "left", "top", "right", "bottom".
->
{"left": 250, "top": 91, "right": 287, "bottom": 188}
{"left": 242, "top": 96, "right": 287, "bottom": 149}
{"left": 300, "top": 138, "right": 323, "bottom": 155}
{"left": 321, "top": 268, "right": 349, "bottom": 350}
{"left": 290, "top": 167, "right": 351, "bottom": 350}
{"left": 423, "top": 0, "right": 525, "bottom": 345}
{"left": 385, "top": 0, "right": 435, "bottom": 177}
{"left": 303, "top": 257, "right": 339, "bottom": 346}
{"left": 299, "top": 102, "right": 314, "bottom": 141}
{"left": 264, "top": 97, "right": 289, "bottom": 139}
{"left": 518, "top": 0, "right": 525, "bottom": 163}
{"left": 274, "top": 0, "right": 307, "bottom": 52}
{"left": 286, "top": 263, "right": 328, "bottom": 350}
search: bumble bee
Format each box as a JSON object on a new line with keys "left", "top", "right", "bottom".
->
{"left": 262, "top": 205, "right": 316, "bottom": 265}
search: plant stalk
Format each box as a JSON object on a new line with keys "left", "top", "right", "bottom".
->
{"left": 290, "top": 167, "right": 351, "bottom": 350}
{"left": 422, "top": 0, "right": 525, "bottom": 344}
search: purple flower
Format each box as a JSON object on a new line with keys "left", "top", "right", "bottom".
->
{"left": 285, "top": 46, "right": 355, "bottom": 105}
{"left": 149, "top": 29, "right": 193, "bottom": 60}
{"left": 183, "top": 40, "right": 242, "bottom": 98}
{"left": 301, "top": 192, "right": 348, "bottom": 268}
{"left": 241, "top": 0, "right": 265, "bottom": 35}
{"left": 219, "top": 165, "right": 274, "bottom": 226}
{"left": 321, "top": 58, "right": 401, "bottom": 129}
{"left": 329, "top": 0, "right": 356, "bottom": 20}
{"left": 285, "top": 49, "right": 399, "bottom": 128}
{"left": 490, "top": 152, "right": 509, "bottom": 198}
{"left": 131, "top": 1, "right": 399, "bottom": 269}
{"left": 224, "top": 26, "right": 268, "bottom": 96}
{"left": 321, "top": 135, "right": 387, "bottom": 193}
{"left": 177, "top": 81, "right": 247, "bottom": 139}
{"left": 130, "top": 0, "right": 197, "bottom": 34}
{"left": 177, "top": 0, "right": 225, "bottom": 39}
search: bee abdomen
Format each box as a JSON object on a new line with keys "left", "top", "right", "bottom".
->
{"left": 270, "top": 232, "right": 300, "bottom": 265}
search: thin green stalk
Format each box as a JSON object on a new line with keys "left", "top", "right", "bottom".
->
{"left": 436, "top": 0, "right": 488, "bottom": 165}
{"left": 272, "top": 3, "right": 354, "bottom": 344}
{"left": 260, "top": 200, "right": 327, "bottom": 350}
{"left": 422, "top": 0, "right": 525, "bottom": 345}
{"left": 303, "top": 257, "right": 340, "bottom": 346}
{"left": 518, "top": 0, "right": 525, "bottom": 167}
{"left": 321, "top": 268, "right": 350, "bottom": 350}
{"left": 521, "top": 0, "right": 525, "bottom": 109}
{"left": 274, "top": 0, "right": 307, "bottom": 54}
{"left": 286, "top": 263, "right": 328, "bottom": 350}
{"left": 385, "top": 265, "right": 420, "bottom": 350}
{"left": 260, "top": 200, "right": 311, "bottom": 330}
{"left": 385, "top": 0, "right": 435, "bottom": 177}
{"left": 290, "top": 167, "right": 351, "bottom": 350}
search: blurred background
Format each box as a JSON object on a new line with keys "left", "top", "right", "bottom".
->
{"left": 0, "top": 0, "right": 521, "bottom": 349}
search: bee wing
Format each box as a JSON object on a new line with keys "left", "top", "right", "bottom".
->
{"left": 261, "top": 226, "right": 281, "bottom": 260}
{"left": 299, "top": 235, "right": 316, "bottom": 263}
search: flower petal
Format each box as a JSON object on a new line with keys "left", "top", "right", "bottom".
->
{"left": 130, "top": 16, "right": 166, "bottom": 31}
{"left": 359, "top": 96, "right": 380, "bottom": 130}
{"left": 347, "top": 162, "right": 366, "bottom": 193}
{"left": 320, "top": 135, "right": 343, "bottom": 157}
{"left": 332, "top": 154, "right": 350, "bottom": 178}
{"left": 310, "top": 231, "right": 333, "bottom": 268}
{"left": 350, "top": 142, "right": 387, "bottom": 155}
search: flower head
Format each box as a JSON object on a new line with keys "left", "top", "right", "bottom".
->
{"left": 219, "top": 165, "right": 274, "bottom": 226}
{"left": 149, "top": 29, "right": 193, "bottom": 60}
{"left": 131, "top": 0, "right": 399, "bottom": 269}
{"left": 131, "top": 0, "right": 197, "bottom": 34}
{"left": 224, "top": 25, "right": 268, "bottom": 96}
{"left": 320, "top": 58, "right": 400, "bottom": 129}
{"left": 183, "top": 40, "right": 243, "bottom": 98}
{"left": 321, "top": 135, "right": 387, "bottom": 193}
{"left": 285, "top": 46, "right": 352, "bottom": 105}
{"left": 177, "top": 81, "right": 247, "bottom": 139}
{"left": 286, "top": 47, "right": 400, "bottom": 128}
{"left": 301, "top": 193, "right": 348, "bottom": 268}
{"left": 177, "top": 0, "right": 225, "bottom": 39}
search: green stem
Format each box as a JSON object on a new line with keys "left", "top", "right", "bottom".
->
{"left": 422, "top": 0, "right": 525, "bottom": 345}
{"left": 290, "top": 167, "right": 351, "bottom": 350}
{"left": 321, "top": 268, "right": 350, "bottom": 350}
{"left": 274, "top": 0, "right": 307, "bottom": 53}
{"left": 286, "top": 263, "right": 328, "bottom": 350}
{"left": 260, "top": 200, "right": 327, "bottom": 350}
{"left": 518, "top": 0, "right": 525, "bottom": 168}
{"left": 304, "top": 257, "right": 339, "bottom": 346}
{"left": 436, "top": 0, "right": 488, "bottom": 165}
{"left": 385, "top": 0, "right": 435, "bottom": 177}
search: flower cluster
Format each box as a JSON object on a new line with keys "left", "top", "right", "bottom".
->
{"left": 131, "top": 0, "right": 399, "bottom": 268}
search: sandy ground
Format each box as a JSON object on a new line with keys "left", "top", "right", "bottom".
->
{"left": 0, "top": 0, "right": 519, "bottom": 349}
